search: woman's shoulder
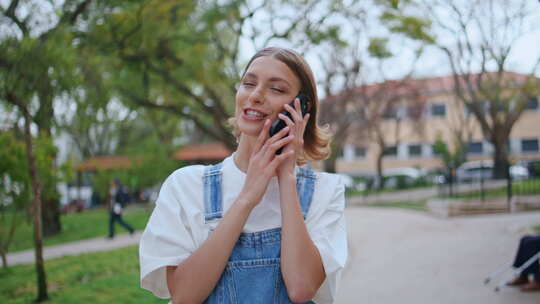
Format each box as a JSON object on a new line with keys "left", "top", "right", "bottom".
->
{"left": 169, "top": 164, "right": 207, "bottom": 180}
{"left": 313, "top": 170, "right": 345, "bottom": 189}
{"left": 160, "top": 164, "right": 207, "bottom": 193}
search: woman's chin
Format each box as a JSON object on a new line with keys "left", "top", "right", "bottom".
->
{"left": 237, "top": 122, "right": 264, "bottom": 137}
{"left": 239, "top": 129, "right": 261, "bottom": 138}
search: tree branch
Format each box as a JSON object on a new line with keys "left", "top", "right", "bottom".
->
{"left": 3, "top": 0, "right": 29, "bottom": 36}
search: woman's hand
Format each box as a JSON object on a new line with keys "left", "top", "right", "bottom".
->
{"left": 237, "top": 119, "right": 295, "bottom": 208}
{"left": 276, "top": 98, "right": 310, "bottom": 178}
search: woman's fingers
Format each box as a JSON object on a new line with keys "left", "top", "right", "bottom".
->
{"left": 254, "top": 119, "right": 271, "bottom": 153}
{"left": 285, "top": 101, "right": 303, "bottom": 123}
{"left": 278, "top": 113, "right": 295, "bottom": 130}
{"left": 268, "top": 134, "right": 294, "bottom": 155}
{"left": 268, "top": 150, "right": 295, "bottom": 171}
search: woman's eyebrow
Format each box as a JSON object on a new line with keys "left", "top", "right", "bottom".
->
{"left": 243, "top": 72, "right": 257, "bottom": 80}
{"left": 243, "top": 73, "right": 291, "bottom": 86}
{"left": 268, "top": 77, "right": 291, "bottom": 87}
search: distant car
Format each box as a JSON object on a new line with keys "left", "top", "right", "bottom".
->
{"left": 456, "top": 160, "right": 529, "bottom": 182}
{"left": 517, "top": 159, "right": 540, "bottom": 178}
{"left": 382, "top": 167, "right": 426, "bottom": 188}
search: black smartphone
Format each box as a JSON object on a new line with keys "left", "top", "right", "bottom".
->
{"left": 269, "top": 93, "right": 310, "bottom": 154}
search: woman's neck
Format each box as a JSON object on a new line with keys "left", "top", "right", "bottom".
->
{"left": 233, "top": 134, "right": 256, "bottom": 173}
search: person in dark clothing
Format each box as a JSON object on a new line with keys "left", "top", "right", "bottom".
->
{"left": 108, "top": 179, "right": 134, "bottom": 239}
{"left": 507, "top": 234, "right": 540, "bottom": 292}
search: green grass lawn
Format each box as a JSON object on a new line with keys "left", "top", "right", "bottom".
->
{"left": 449, "top": 178, "right": 540, "bottom": 200}
{"left": 361, "top": 200, "right": 428, "bottom": 211}
{"left": 8, "top": 205, "right": 154, "bottom": 252}
{"left": 0, "top": 245, "right": 168, "bottom": 304}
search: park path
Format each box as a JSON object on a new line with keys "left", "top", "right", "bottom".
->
{"left": 6, "top": 231, "right": 142, "bottom": 266}
{"left": 7, "top": 207, "right": 540, "bottom": 304}
{"left": 337, "top": 207, "right": 540, "bottom": 304}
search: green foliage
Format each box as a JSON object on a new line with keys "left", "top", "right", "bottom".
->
{"left": 433, "top": 134, "right": 466, "bottom": 171}
{"left": 379, "top": 11, "right": 435, "bottom": 44}
{"left": 0, "top": 245, "right": 167, "bottom": 303}
{"left": 368, "top": 37, "right": 392, "bottom": 59}
{"left": 0, "top": 132, "right": 31, "bottom": 264}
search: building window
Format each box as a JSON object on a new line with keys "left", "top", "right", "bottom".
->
{"left": 384, "top": 146, "right": 398, "bottom": 157}
{"left": 408, "top": 144, "right": 422, "bottom": 157}
{"left": 382, "top": 106, "right": 398, "bottom": 119}
{"left": 431, "top": 104, "right": 446, "bottom": 117}
{"left": 468, "top": 141, "right": 483, "bottom": 154}
{"left": 355, "top": 146, "right": 367, "bottom": 158}
{"left": 526, "top": 97, "right": 538, "bottom": 111}
{"left": 521, "top": 139, "right": 539, "bottom": 153}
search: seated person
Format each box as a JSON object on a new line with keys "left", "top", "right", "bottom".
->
{"left": 507, "top": 234, "right": 540, "bottom": 292}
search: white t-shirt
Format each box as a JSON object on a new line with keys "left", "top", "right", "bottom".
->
{"left": 139, "top": 155, "right": 348, "bottom": 303}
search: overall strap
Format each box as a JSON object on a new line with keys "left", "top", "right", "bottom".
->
{"left": 203, "top": 162, "right": 223, "bottom": 222}
{"left": 296, "top": 167, "right": 316, "bottom": 219}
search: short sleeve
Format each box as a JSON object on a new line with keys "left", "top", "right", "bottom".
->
{"left": 307, "top": 175, "right": 348, "bottom": 304}
{"left": 139, "top": 172, "right": 197, "bottom": 299}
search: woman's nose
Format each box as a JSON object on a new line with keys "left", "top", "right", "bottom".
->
{"left": 249, "top": 87, "right": 265, "bottom": 104}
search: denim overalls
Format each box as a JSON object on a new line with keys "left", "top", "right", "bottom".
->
{"left": 202, "top": 162, "right": 316, "bottom": 304}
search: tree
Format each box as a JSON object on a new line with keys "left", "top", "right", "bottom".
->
{"left": 416, "top": 0, "right": 540, "bottom": 178}
{"left": 0, "top": 0, "right": 97, "bottom": 237}
{"left": 359, "top": 79, "right": 426, "bottom": 188}
{"left": 317, "top": 0, "right": 431, "bottom": 175}
{"left": 0, "top": 0, "right": 94, "bottom": 300}
{"left": 433, "top": 133, "right": 466, "bottom": 196}
{"left": 80, "top": 0, "right": 352, "bottom": 150}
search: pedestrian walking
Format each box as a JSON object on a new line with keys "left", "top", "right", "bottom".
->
{"left": 139, "top": 47, "right": 348, "bottom": 303}
{"left": 108, "top": 178, "right": 134, "bottom": 239}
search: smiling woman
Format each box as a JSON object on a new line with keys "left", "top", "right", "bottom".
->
{"left": 139, "top": 47, "right": 348, "bottom": 304}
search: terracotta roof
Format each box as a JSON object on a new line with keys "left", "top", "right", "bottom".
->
{"left": 322, "top": 72, "right": 534, "bottom": 102}
{"left": 173, "top": 142, "right": 232, "bottom": 161}
{"left": 77, "top": 155, "right": 133, "bottom": 171}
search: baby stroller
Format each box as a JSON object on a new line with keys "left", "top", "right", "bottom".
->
{"left": 484, "top": 250, "right": 540, "bottom": 292}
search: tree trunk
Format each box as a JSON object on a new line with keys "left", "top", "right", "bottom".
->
{"left": 36, "top": 94, "right": 62, "bottom": 237}
{"left": 1, "top": 251, "right": 6, "bottom": 269}
{"left": 22, "top": 107, "right": 49, "bottom": 302}
{"left": 323, "top": 157, "right": 337, "bottom": 173}
{"left": 491, "top": 135, "right": 510, "bottom": 180}
{"left": 324, "top": 142, "right": 342, "bottom": 173}
{"left": 375, "top": 150, "right": 384, "bottom": 190}
{"left": 42, "top": 198, "right": 61, "bottom": 237}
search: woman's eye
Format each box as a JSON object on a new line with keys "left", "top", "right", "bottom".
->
{"left": 243, "top": 82, "right": 255, "bottom": 87}
{"left": 271, "top": 88, "right": 284, "bottom": 93}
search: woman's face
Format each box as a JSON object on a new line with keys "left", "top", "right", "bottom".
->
{"left": 235, "top": 56, "right": 301, "bottom": 137}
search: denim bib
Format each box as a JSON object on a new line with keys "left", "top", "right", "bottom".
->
{"left": 202, "top": 162, "right": 316, "bottom": 304}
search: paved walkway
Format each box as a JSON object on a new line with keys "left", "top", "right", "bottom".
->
{"left": 7, "top": 232, "right": 142, "bottom": 266}
{"left": 337, "top": 207, "right": 540, "bottom": 304}
{"left": 7, "top": 208, "right": 540, "bottom": 303}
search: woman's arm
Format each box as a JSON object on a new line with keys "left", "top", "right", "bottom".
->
{"left": 279, "top": 173, "right": 326, "bottom": 303}
{"left": 166, "top": 197, "right": 254, "bottom": 304}
{"left": 167, "top": 121, "right": 295, "bottom": 304}
{"left": 276, "top": 100, "right": 325, "bottom": 302}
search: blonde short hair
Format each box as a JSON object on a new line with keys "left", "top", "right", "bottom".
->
{"left": 229, "top": 47, "right": 332, "bottom": 165}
